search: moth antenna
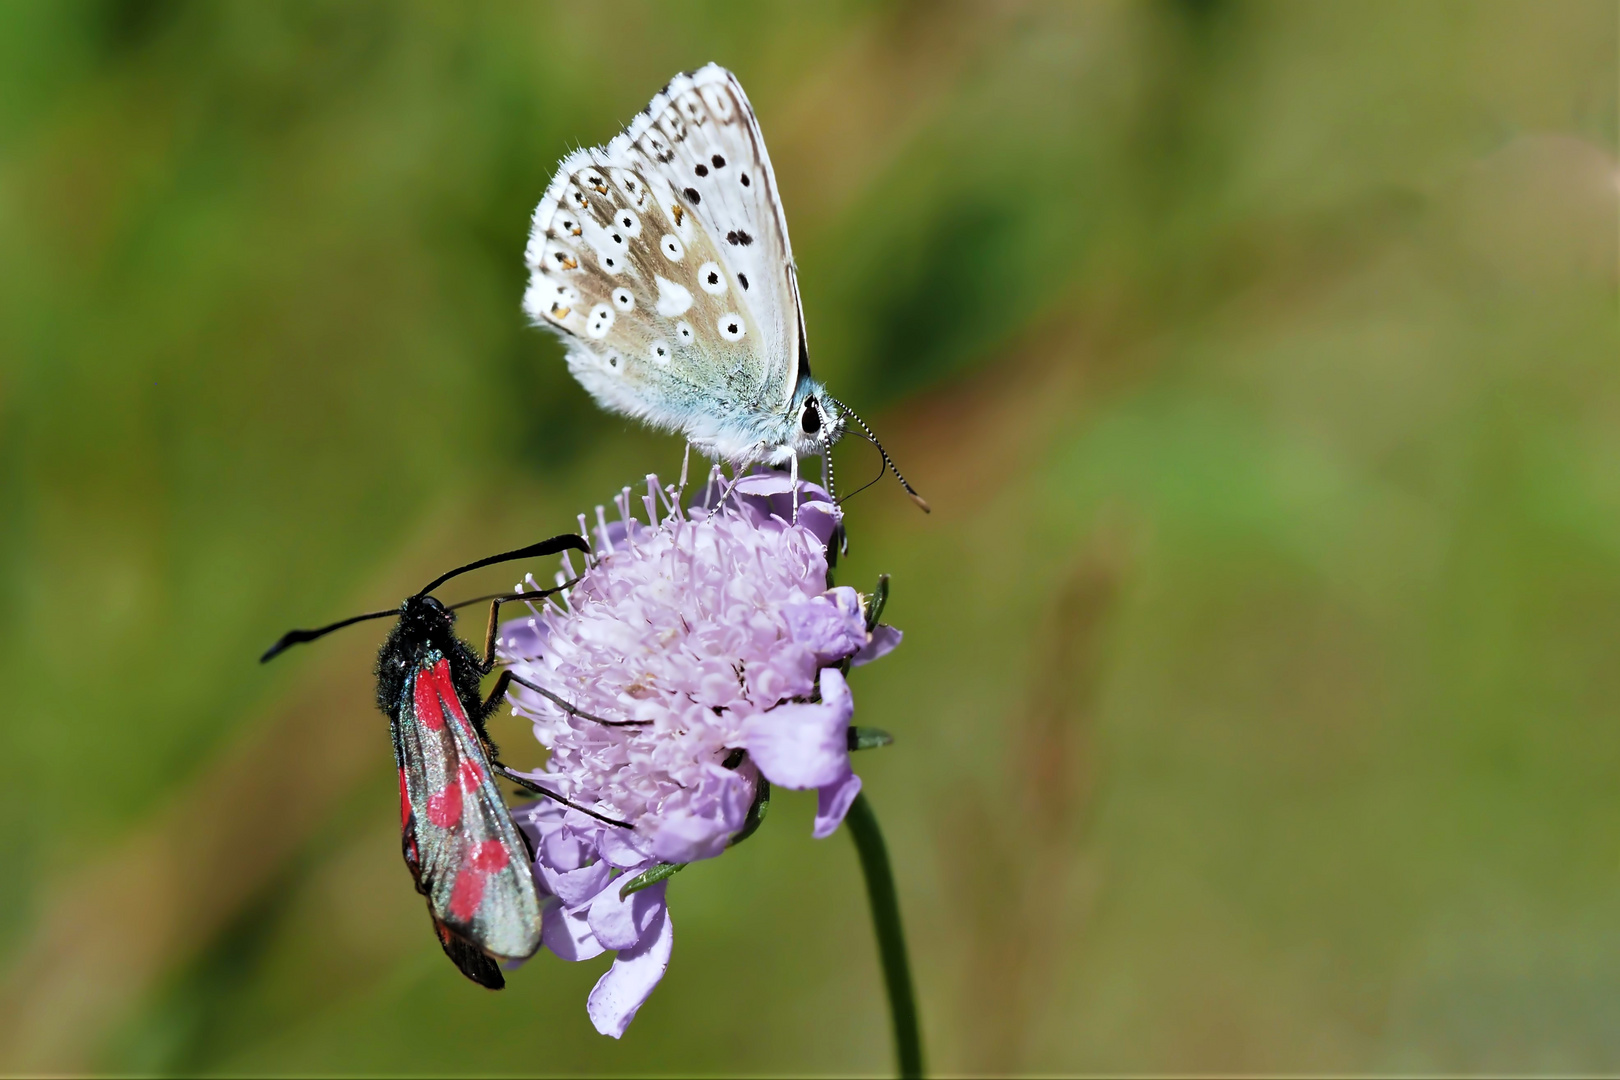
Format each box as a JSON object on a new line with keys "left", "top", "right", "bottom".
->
{"left": 415, "top": 534, "right": 589, "bottom": 598}
{"left": 444, "top": 581, "right": 577, "bottom": 613}
{"left": 260, "top": 608, "right": 398, "bottom": 663}
{"left": 824, "top": 395, "right": 930, "bottom": 513}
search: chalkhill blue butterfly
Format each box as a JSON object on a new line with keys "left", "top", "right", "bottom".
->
{"left": 523, "top": 63, "right": 926, "bottom": 510}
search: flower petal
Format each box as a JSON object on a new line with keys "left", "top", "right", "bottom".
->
{"left": 742, "top": 668, "right": 854, "bottom": 789}
{"left": 852, "top": 624, "right": 902, "bottom": 666}
{"left": 542, "top": 901, "right": 605, "bottom": 961}
{"left": 587, "top": 902, "right": 674, "bottom": 1038}
{"left": 730, "top": 472, "right": 797, "bottom": 497}
{"left": 588, "top": 879, "right": 667, "bottom": 951}
{"left": 813, "top": 769, "right": 863, "bottom": 838}
{"left": 599, "top": 824, "right": 654, "bottom": 868}
{"left": 783, "top": 587, "right": 867, "bottom": 663}
{"left": 542, "top": 859, "right": 614, "bottom": 909}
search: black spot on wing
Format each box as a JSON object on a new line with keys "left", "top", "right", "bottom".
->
{"left": 726, "top": 230, "right": 753, "bottom": 246}
{"left": 683, "top": 187, "right": 701, "bottom": 204}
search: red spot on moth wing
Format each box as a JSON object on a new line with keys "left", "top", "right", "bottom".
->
{"left": 458, "top": 759, "right": 485, "bottom": 791}
{"left": 449, "top": 865, "right": 488, "bottom": 922}
{"left": 422, "top": 658, "right": 480, "bottom": 739}
{"left": 427, "top": 783, "right": 464, "bottom": 828}
{"left": 470, "top": 839, "right": 510, "bottom": 872}
{"left": 413, "top": 668, "right": 448, "bottom": 732}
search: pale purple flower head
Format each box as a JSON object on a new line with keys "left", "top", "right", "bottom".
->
{"left": 498, "top": 470, "right": 900, "bottom": 1037}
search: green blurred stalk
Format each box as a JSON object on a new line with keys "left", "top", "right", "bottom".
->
{"left": 846, "top": 792, "right": 923, "bottom": 1078}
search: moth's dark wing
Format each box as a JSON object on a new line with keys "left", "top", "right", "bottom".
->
{"left": 398, "top": 658, "right": 544, "bottom": 963}
{"left": 436, "top": 918, "right": 505, "bottom": 990}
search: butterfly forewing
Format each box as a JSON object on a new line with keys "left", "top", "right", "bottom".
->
{"left": 395, "top": 655, "right": 543, "bottom": 962}
{"left": 525, "top": 65, "right": 805, "bottom": 457}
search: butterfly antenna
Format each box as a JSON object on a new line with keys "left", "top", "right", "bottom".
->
{"left": 821, "top": 443, "right": 838, "bottom": 501}
{"left": 824, "top": 395, "right": 930, "bottom": 513}
{"left": 260, "top": 608, "right": 398, "bottom": 663}
{"left": 414, "top": 534, "right": 589, "bottom": 598}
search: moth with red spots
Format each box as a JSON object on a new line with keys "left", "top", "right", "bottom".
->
{"left": 261, "top": 534, "right": 626, "bottom": 989}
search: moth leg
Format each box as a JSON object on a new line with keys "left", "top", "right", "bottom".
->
{"left": 498, "top": 766, "right": 631, "bottom": 828}
{"left": 469, "top": 668, "right": 515, "bottom": 760}
{"left": 507, "top": 672, "right": 651, "bottom": 728}
{"left": 478, "top": 597, "right": 508, "bottom": 675}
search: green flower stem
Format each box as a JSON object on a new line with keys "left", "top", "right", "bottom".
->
{"left": 846, "top": 791, "right": 924, "bottom": 1078}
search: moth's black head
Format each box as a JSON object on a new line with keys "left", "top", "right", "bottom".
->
{"left": 398, "top": 593, "right": 455, "bottom": 640}
{"left": 376, "top": 594, "right": 460, "bottom": 717}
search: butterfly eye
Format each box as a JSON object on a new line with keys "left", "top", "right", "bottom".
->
{"left": 697, "top": 261, "right": 726, "bottom": 296}
{"left": 801, "top": 400, "right": 822, "bottom": 435}
{"left": 716, "top": 313, "right": 745, "bottom": 342}
{"left": 612, "top": 288, "right": 634, "bottom": 311}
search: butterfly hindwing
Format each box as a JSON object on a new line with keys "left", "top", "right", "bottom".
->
{"left": 395, "top": 655, "right": 543, "bottom": 963}
{"left": 525, "top": 64, "right": 805, "bottom": 460}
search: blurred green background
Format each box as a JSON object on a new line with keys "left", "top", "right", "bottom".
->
{"left": 1, "top": 0, "right": 1616, "bottom": 1074}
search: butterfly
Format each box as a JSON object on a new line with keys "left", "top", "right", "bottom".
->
{"left": 523, "top": 63, "right": 926, "bottom": 510}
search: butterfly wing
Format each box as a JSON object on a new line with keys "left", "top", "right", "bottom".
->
{"left": 394, "top": 656, "right": 543, "bottom": 967}
{"left": 524, "top": 64, "right": 806, "bottom": 463}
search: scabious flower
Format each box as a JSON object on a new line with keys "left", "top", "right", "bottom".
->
{"left": 498, "top": 470, "right": 901, "bottom": 1037}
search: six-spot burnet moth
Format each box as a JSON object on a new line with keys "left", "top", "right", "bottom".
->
{"left": 260, "top": 534, "right": 628, "bottom": 989}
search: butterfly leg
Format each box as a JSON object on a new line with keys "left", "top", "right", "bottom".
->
{"left": 789, "top": 453, "right": 800, "bottom": 523}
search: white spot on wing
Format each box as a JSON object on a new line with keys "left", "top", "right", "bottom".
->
{"left": 655, "top": 275, "right": 693, "bottom": 317}
{"left": 697, "top": 261, "right": 726, "bottom": 295}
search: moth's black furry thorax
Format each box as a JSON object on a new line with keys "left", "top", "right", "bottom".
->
{"left": 374, "top": 594, "right": 482, "bottom": 719}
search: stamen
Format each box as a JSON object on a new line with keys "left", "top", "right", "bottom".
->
{"left": 595, "top": 505, "right": 613, "bottom": 554}
{"left": 644, "top": 473, "right": 661, "bottom": 526}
